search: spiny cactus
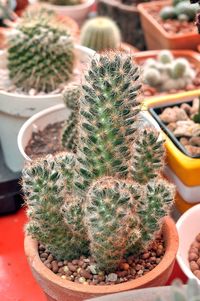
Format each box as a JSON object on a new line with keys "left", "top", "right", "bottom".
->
{"left": 160, "top": 0, "right": 199, "bottom": 21}
{"left": 80, "top": 17, "right": 121, "bottom": 52}
{"left": 156, "top": 279, "right": 200, "bottom": 301}
{"left": 22, "top": 52, "right": 175, "bottom": 273}
{"left": 143, "top": 50, "right": 195, "bottom": 92}
{"left": 61, "top": 85, "right": 80, "bottom": 151}
{"left": 7, "top": 9, "right": 75, "bottom": 93}
{"left": 40, "top": 0, "right": 82, "bottom": 5}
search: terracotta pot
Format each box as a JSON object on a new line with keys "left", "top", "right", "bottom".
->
{"left": 138, "top": 0, "right": 200, "bottom": 50}
{"left": 24, "top": 217, "right": 178, "bottom": 301}
{"left": 97, "top": 0, "right": 146, "bottom": 50}
{"left": 134, "top": 49, "right": 200, "bottom": 100}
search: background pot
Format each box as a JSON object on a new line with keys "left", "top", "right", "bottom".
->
{"left": 138, "top": 0, "right": 200, "bottom": 50}
{"left": 0, "top": 45, "right": 95, "bottom": 172}
{"left": 97, "top": 0, "right": 146, "bottom": 50}
{"left": 24, "top": 217, "right": 178, "bottom": 301}
{"left": 176, "top": 204, "right": 200, "bottom": 283}
{"left": 18, "top": 103, "right": 160, "bottom": 162}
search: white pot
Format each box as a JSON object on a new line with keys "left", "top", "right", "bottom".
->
{"left": 34, "top": 0, "right": 95, "bottom": 25}
{"left": 176, "top": 204, "right": 200, "bottom": 283}
{"left": 0, "top": 45, "right": 95, "bottom": 172}
{"left": 18, "top": 104, "right": 160, "bottom": 162}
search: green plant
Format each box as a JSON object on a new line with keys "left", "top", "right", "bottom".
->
{"left": 80, "top": 17, "right": 121, "bottom": 52}
{"left": 156, "top": 279, "right": 200, "bottom": 301}
{"left": 7, "top": 9, "right": 75, "bottom": 93}
{"left": 40, "top": 0, "right": 82, "bottom": 6}
{"left": 143, "top": 50, "right": 195, "bottom": 92}
{"left": 22, "top": 52, "right": 175, "bottom": 273}
{"left": 160, "top": 0, "right": 199, "bottom": 21}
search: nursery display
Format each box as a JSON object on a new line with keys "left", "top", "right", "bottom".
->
{"left": 23, "top": 52, "right": 178, "bottom": 301}
{"left": 177, "top": 204, "right": 200, "bottom": 282}
{"left": 34, "top": 0, "right": 95, "bottom": 24}
{"left": 0, "top": 8, "right": 94, "bottom": 172}
{"left": 138, "top": 0, "right": 200, "bottom": 50}
{"left": 86, "top": 279, "right": 200, "bottom": 301}
{"left": 147, "top": 95, "right": 200, "bottom": 213}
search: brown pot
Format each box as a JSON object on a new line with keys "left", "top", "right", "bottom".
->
{"left": 134, "top": 49, "right": 200, "bottom": 99}
{"left": 24, "top": 216, "right": 178, "bottom": 301}
{"left": 97, "top": 0, "right": 146, "bottom": 50}
{"left": 138, "top": 0, "right": 200, "bottom": 50}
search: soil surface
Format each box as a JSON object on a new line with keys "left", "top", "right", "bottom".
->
{"left": 188, "top": 233, "right": 200, "bottom": 279}
{"left": 147, "top": 4, "right": 197, "bottom": 35}
{"left": 38, "top": 235, "right": 165, "bottom": 285}
{"left": 25, "top": 121, "right": 64, "bottom": 159}
{"left": 158, "top": 98, "right": 200, "bottom": 156}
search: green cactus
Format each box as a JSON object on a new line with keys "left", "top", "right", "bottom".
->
{"left": 160, "top": 6, "right": 176, "bottom": 20}
{"left": 160, "top": 0, "right": 199, "bottom": 21}
{"left": 23, "top": 52, "right": 175, "bottom": 273}
{"left": 156, "top": 279, "right": 200, "bottom": 301}
{"left": 7, "top": 10, "right": 75, "bottom": 93}
{"left": 40, "top": 0, "right": 82, "bottom": 5}
{"left": 80, "top": 17, "right": 121, "bottom": 52}
{"left": 158, "top": 50, "right": 174, "bottom": 64}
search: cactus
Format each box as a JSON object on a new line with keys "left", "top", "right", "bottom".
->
{"left": 160, "top": 0, "right": 199, "bottom": 21}
{"left": 80, "top": 17, "right": 121, "bottom": 52}
{"left": 40, "top": 0, "right": 82, "bottom": 6}
{"left": 156, "top": 279, "right": 200, "bottom": 301}
{"left": 22, "top": 52, "right": 175, "bottom": 273}
{"left": 7, "top": 9, "right": 75, "bottom": 93}
{"left": 143, "top": 50, "right": 195, "bottom": 92}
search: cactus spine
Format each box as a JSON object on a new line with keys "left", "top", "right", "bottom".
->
{"left": 7, "top": 10, "right": 75, "bottom": 93}
{"left": 80, "top": 17, "right": 121, "bottom": 52}
{"left": 23, "top": 52, "right": 175, "bottom": 273}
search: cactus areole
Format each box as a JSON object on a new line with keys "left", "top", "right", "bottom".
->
{"left": 23, "top": 52, "right": 175, "bottom": 274}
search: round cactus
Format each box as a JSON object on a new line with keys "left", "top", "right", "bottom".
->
{"left": 158, "top": 50, "right": 174, "bottom": 64}
{"left": 143, "top": 68, "right": 161, "bottom": 87}
{"left": 80, "top": 17, "right": 121, "bottom": 52}
{"left": 7, "top": 10, "right": 75, "bottom": 93}
{"left": 160, "top": 6, "right": 176, "bottom": 19}
{"left": 171, "top": 58, "right": 189, "bottom": 78}
{"left": 175, "top": 1, "right": 199, "bottom": 21}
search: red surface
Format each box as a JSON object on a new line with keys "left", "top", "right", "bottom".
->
{"left": 0, "top": 208, "right": 187, "bottom": 301}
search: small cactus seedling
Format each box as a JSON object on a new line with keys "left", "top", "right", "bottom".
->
{"left": 22, "top": 51, "right": 175, "bottom": 273}
{"left": 143, "top": 50, "right": 195, "bottom": 92}
{"left": 7, "top": 8, "right": 75, "bottom": 93}
{"left": 80, "top": 17, "right": 121, "bottom": 52}
{"left": 160, "top": 0, "right": 199, "bottom": 21}
{"left": 156, "top": 279, "right": 200, "bottom": 301}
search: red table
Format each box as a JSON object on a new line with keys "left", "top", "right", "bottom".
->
{"left": 0, "top": 208, "right": 187, "bottom": 301}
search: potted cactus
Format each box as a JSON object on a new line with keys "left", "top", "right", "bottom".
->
{"left": 33, "top": 0, "right": 95, "bottom": 24}
{"left": 0, "top": 8, "right": 94, "bottom": 172}
{"left": 23, "top": 51, "right": 178, "bottom": 301}
{"left": 80, "top": 16, "right": 138, "bottom": 53}
{"left": 138, "top": 0, "right": 200, "bottom": 50}
{"left": 85, "top": 279, "right": 200, "bottom": 301}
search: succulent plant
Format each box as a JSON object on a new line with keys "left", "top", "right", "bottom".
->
{"left": 80, "top": 17, "right": 121, "bottom": 52}
{"left": 143, "top": 50, "right": 195, "bottom": 92}
{"left": 7, "top": 9, "right": 75, "bottom": 93}
{"left": 160, "top": 0, "right": 199, "bottom": 21}
{"left": 156, "top": 279, "right": 200, "bottom": 301}
{"left": 40, "top": 0, "right": 82, "bottom": 6}
{"left": 22, "top": 52, "right": 175, "bottom": 273}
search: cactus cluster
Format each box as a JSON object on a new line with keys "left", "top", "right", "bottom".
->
{"left": 40, "top": 0, "right": 82, "bottom": 6}
{"left": 143, "top": 50, "right": 195, "bottom": 92}
{"left": 160, "top": 0, "right": 199, "bottom": 21}
{"left": 22, "top": 51, "right": 175, "bottom": 273}
{"left": 80, "top": 17, "right": 121, "bottom": 52}
{"left": 156, "top": 279, "right": 200, "bottom": 301}
{"left": 7, "top": 8, "right": 75, "bottom": 93}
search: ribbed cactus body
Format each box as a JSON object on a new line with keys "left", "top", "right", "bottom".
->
{"left": 80, "top": 17, "right": 121, "bottom": 52}
{"left": 8, "top": 13, "right": 75, "bottom": 92}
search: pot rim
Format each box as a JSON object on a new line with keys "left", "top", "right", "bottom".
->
{"left": 39, "top": 0, "right": 95, "bottom": 10}
{"left": 24, "top": 216, "right": 178, "bottom": 294}
{"left": 0, "top": 45, "right": 95, "bottom": 99}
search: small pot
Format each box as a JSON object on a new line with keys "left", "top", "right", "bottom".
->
{"left": 146, "top": 94, "right": 200, "bottom": 212}
{"left": 176, "top": 204, "right": 200, "bottom": 283}
{"left": 24, "top": 216, "right": 178, "bottom": 301}
{"left": 138, "top": 0, "right": 200, "bottom": 50}
{"left": 17, "top": 103, "right": 160, "bottom": 162}
{"left": 0, "top": 45, "right": 95, "bottom": 172}
{"left": 35, "top": 0, "right": 95, "bottom": 25}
